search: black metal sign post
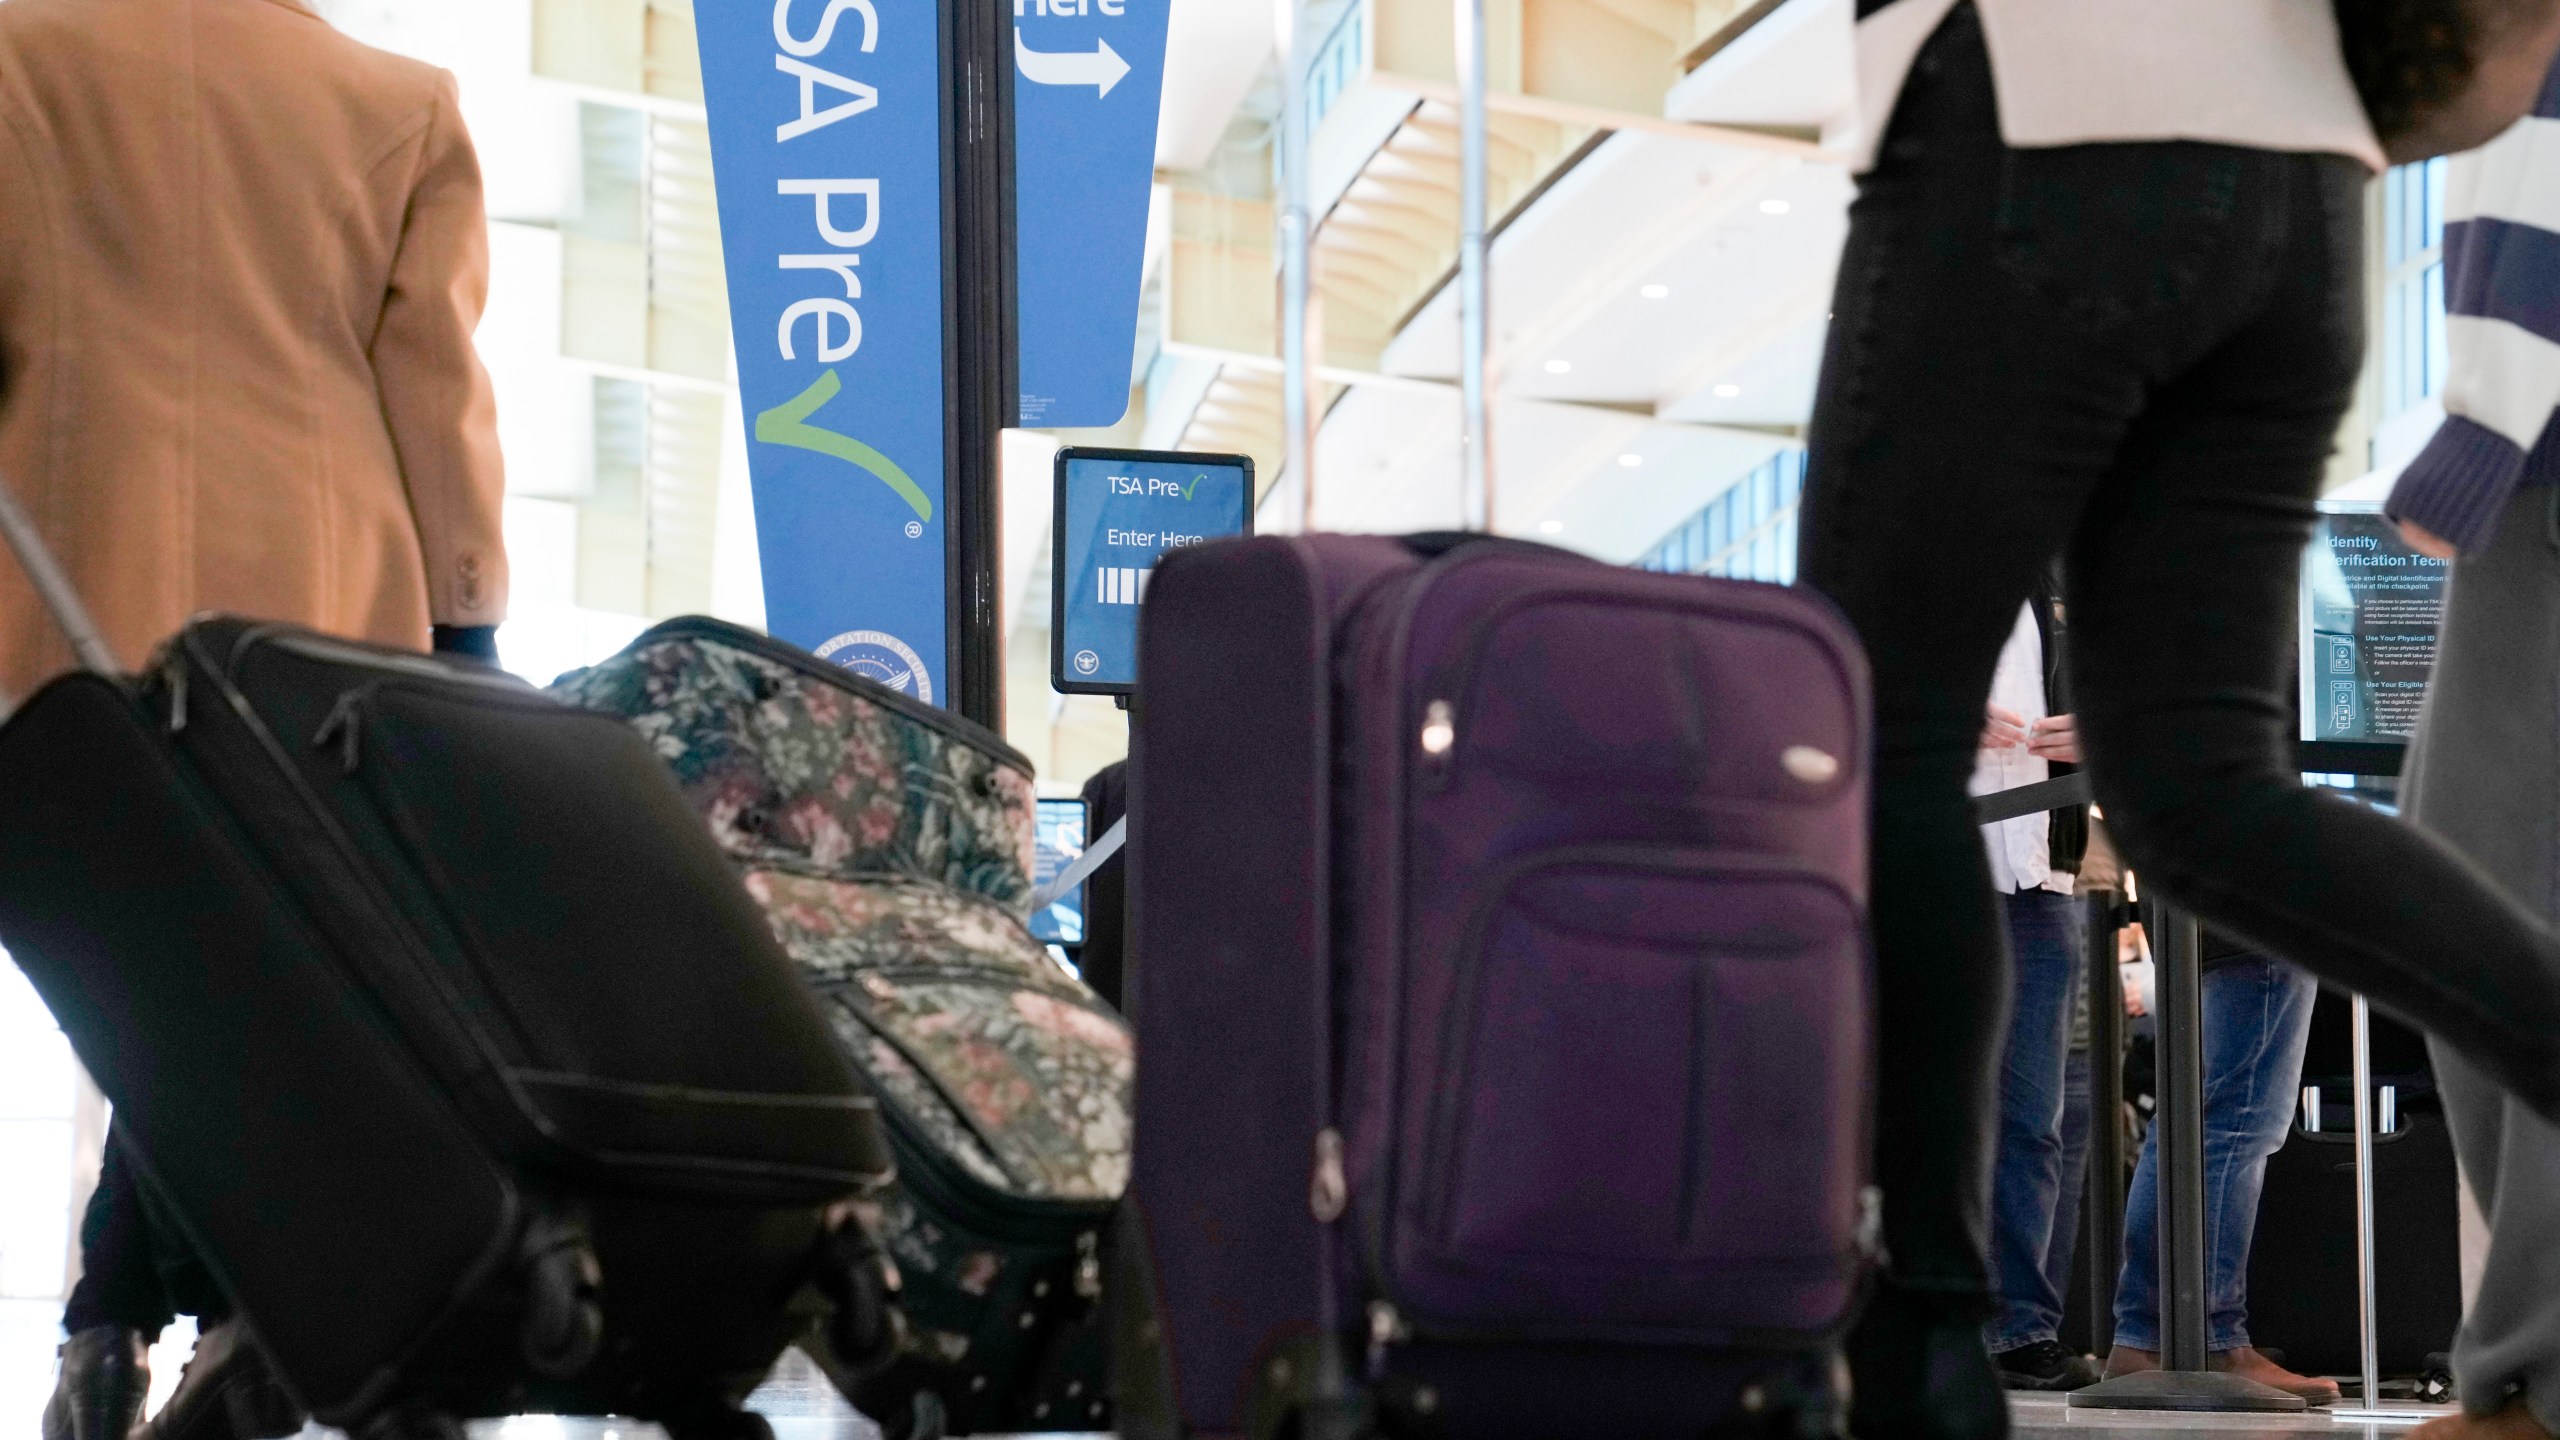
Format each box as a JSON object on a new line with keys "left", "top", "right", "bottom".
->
{"left": 942, "top": 0, "right": 1017, "bottom": 732}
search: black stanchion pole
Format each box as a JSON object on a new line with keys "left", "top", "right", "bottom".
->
{"left": 2082, "top": 890, "right": 2127, "bottom": 1356}
{"left": 2072, "top": 901, "right": 2299, "bottom": 1412}
{"left": 2155, "top": 907, "right": 2211, "bottom": 1371}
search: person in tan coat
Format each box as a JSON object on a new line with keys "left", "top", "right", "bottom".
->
{"left": 1, "top": 1, "right": 509, "bottom": 1436}
{"left": 0, "top": 0, "right": 509, "bottom": 703}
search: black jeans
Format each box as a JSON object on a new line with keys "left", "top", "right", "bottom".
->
{"left": 1800, "top": 5, "right": 2560, "bottom": 1308}
{"left": 63, "top": 1123, "right": 226, "bottom": 1340}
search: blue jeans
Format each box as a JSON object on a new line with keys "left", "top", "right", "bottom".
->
{"left": 1986, "top": 888, "right": 2086, "bottom": 1350}
{"left": 2045, "top": 1045, "right": 2094, "bottom": 1332}
{"left": 2112, "top": 954, "right": 2317, "bottom": 1351}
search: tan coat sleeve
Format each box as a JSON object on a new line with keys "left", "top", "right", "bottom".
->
{"left": 372, "top": 73, "right": 507, "bottom": 626}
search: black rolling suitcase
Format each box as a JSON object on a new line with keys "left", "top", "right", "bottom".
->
{"left": 2246, "top": 1112, "right": 2461, "bottom": 1379}
{"left": 0, "top": 480, "right": 898, "bottom": 1440}
{"left": 2244, "top": 995, "right": 2461, "bottom": 1384}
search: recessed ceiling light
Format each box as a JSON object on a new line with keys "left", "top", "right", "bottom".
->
{"left": 1617, "top": 453, "right": 1643, "bottom": 468}
{"left": 1639, "top": 283, "right": 1670, "bottom": 300}
{"left": 1539, "top": 519, "right": 1564, "bottom": 534}
{"left": 1543, "top": 359, "right": 1572, "bottom": 375}
{"left": 1713, "top": 383, "right": 1742, "bottom": 398}
{"left": 1759, "top": 198, "right": 1791, "bottom": 215}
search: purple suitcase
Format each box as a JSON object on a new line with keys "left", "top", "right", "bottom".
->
{"left": 1118, "top": 533, "right": 1876, "bottom": 1440}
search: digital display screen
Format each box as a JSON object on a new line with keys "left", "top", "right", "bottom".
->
{"left": 1052, "top": 447, "right": 1253, "bottom": 695}
{"left": 1030, "top": 798, "right": 1088, "bottom": 946}
{"left": 2299, "top": 506, "right": 2447, "bottom": 746}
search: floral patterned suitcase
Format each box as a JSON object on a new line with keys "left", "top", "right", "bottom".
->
{"left": 556, "top": 617, "right": 1131, "bottom": 1438}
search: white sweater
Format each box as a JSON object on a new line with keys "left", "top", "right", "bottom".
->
{"left": 1852, "top": 0, "right": 2385, "bottom": 173}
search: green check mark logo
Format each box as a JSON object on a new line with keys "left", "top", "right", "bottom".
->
{"left": 1184, "top": 475, "right": 1204, "bottom": 500}
{"left": 754, "top": 370, "right": 933, "bottom": 522}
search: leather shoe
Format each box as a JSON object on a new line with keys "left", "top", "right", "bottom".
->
{"left": 133, "top": 1320, "right": 306, "bottom": 1440}
{"left": 2410, "top": 1398, "right": 2559, "bottom": 1440}
{"left": 43, "top": 1326, "right": 151, "bottom": 1440}
{"left": 2102, "top": 1344, "right": 2342, "bottom": 1406}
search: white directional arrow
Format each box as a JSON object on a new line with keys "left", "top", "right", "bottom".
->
{"left": 1014, "top": 27, "right": 1131, "bottom": 97}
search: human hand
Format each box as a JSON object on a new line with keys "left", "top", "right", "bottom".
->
{"left": 2028, "top": 713, "right": 2081, "bottom": 764}
{"left": 1982, "top": 703, "right": 2029, "bottom": 751}
{"left": 2398, "top": 518, "right": 2456, "bottom": 561}
{"left": 2124, "top": 982, "right": 2147, "bottom": 1020}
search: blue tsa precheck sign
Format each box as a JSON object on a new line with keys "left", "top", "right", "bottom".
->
{"left": 1052, "top": 446, "right": 1252, "bottom": 696}
{"left": 1013, "top": 0, "right": 1171, "bottom": 428}
{"left": 696, "top": 1, "right": 949, "bottom": 704}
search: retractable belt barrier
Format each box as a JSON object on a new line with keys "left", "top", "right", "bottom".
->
{"left": 1966, "top": 743, "right": 2401, "bottom": 828}
{"left": 1979, "top": 762, "right": 2411, "bottom": 1418}
{"left": 1052, "top": 762, "right": 2406, "bottom": 1414}
{"left": 1028, "top": 816, "right": 1124, "bottom": 914}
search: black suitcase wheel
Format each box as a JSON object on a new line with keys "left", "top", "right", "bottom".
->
{"left": 519, "top": 1226, "right": 605, "bottom": 1379}
{"left": 879, "top": 1390, "right": 947, "bottom": 1440}
{"left": 1752, "top": 1349, "right": 1850, "bottom": 1440}
{"left": 357, "top": 1406, "right": 465, "bottom": 1440}
{"left": 662, "top": 1405, "right": 776, "bottom": 1440}
{"left": 814, "top": 1210, "right": 903, "bottom": 1373}
{"left": 2420, "top": 1353, "right": 2456, "bottom": 1404}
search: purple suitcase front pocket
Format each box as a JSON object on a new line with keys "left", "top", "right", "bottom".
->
{"left": 1392, "top": 850, "right": 1869, "bottom": 1339}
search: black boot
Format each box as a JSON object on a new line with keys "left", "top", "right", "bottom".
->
{"left": 43, "top": 1326, "right": 151, "bottom": 1440}
{"left": 132, "top": 1320, "right": 305, "bottom": 1440}
{"left": 1845, "top": 1280, "right": 2010, "bottom": 1440}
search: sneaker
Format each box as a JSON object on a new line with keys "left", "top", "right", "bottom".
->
{"left": 42, "top": 1326, "right": 151, "bottom": 1440}
{"left": 1994, "top": 1340, "right": 2101, "bottom": 1392}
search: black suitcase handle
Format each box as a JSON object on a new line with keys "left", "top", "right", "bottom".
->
{"left": 0, "top": 466, "right": 121, "bottom": 709}
{"left": 1400, "top": 531, "right": 1488, "bottom": 559}
{"left": 1399, "top": 531, "right": 1574, "bottom": 562}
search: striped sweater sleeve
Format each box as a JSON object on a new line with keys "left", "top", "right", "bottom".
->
{"left": 2387, "top": 61, "right": 2560, "bottom": 556}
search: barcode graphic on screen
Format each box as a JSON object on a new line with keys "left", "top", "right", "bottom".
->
{"left": 1097, "top": 567, "right": 1154, "bottom": 606}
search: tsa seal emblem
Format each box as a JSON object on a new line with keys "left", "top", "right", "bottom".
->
{"left": 814, "top": 629, "right": 933, "bottom": 701}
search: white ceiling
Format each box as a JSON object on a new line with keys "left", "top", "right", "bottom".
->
{"left": 1155, "top": 0, "right": 1280, "bottom": 170}
{"left": 1283, "top": 0, "right": 1856, "bottom": 557}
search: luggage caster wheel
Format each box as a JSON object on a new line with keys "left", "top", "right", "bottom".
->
{"left": 520, "top": 1237, "right": 604, "bottom": 1379}
{"left": 879, "top": 1390, "right": 946, "bottom": 1440}
{"left": 358, "top": 1406, "right": 465, "bottom": 1440}
{"left": 2420, "top": 1353, "right": 2456, "bottom": 1405}
{"left": 816, "top": 1219, "right": 902, "bottom": 1374}
{"left": 1753, "top": 1350, "right": 1848, "bottom": 1440}
{"left": 663, "top": 1407, "right": 774, "bottom": 1440}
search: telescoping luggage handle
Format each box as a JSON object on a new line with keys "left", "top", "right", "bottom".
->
{"left": 0, "top": 468, "right": 121, "bottom": 713}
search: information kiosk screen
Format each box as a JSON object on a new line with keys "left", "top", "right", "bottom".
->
{"left": 1051, "top": 447, "right": 1254, "bottom": 695}
{"left": 1030, "top": 797, "right": 1088, "bottom": 947}
{"left": 2298, "top": 506, "right": 2447, "bottom": 753}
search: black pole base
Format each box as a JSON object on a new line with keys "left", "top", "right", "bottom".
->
{"left": 2066, "top": 1372, "right": 2308, "bottom": 1413}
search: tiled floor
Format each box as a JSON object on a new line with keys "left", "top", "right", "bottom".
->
{"left": 0, "top": 1314, "right": 2457, "bottom": 1440}
{"left": 2014, "top": 1392, "right": 2453, "bottom": 1440}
